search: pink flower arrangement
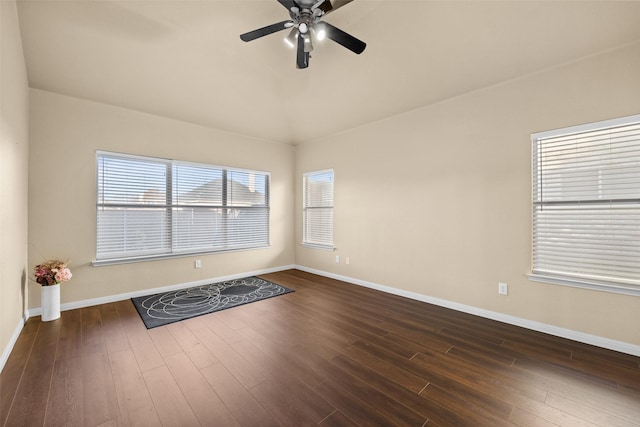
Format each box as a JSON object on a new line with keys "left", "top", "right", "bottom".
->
{"left": 34, "top": 259, "right": 72, "bottom": 286}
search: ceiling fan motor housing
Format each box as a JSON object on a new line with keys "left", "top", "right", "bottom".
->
{"left": 290, "top": 6, "right": 321, "bottom": 34}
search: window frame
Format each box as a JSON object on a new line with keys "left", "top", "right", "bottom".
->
{"left": 528, "top": 114, "right": 640, "bottom": 296}
{"left": 94, "top": 151, "right": 270, "bottom": 266}
{"left": 302, "top": 169, "right": 334, "bottom": 250}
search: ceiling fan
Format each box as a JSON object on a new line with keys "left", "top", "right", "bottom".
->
{"left": 240, "top": 0, "right": 366, "bottom": 69}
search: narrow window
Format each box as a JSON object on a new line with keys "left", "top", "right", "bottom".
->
{"left": 302, "top": 169, "right": 334, "bottom": 249}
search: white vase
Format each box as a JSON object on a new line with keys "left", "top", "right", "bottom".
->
{"left": 41, "top": 283, "right": 61, "bottom": 321}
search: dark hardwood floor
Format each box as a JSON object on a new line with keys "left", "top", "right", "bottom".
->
{"left": 1, "top": 269, "right": 639, "bottom": 426}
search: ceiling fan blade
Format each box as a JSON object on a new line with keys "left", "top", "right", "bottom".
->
{"left": 322, "top": 0, "right": 354, "bottom": 15}
{"left": 240, "top": 20, "right": 292, "bottom": 42}
{"left": 322, "top": 22, "right": 366, "bottom": 54}
{"left": 296, "top": 32, "right": 309, "bottom": 69}
{"left": 277, "top": 0, "right": 297, "bottom": 10}
{"left": 318, "top": 0, "right": 333, "bottom": 14}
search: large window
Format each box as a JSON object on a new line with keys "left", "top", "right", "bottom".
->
{"left": 530, "top": 115, "right": 640, "bottom": 295}
{"left": 95, "top": 151, "right": 269, "bottom": 264}
{"left": 302, "top": 169, "right": 334, "bottom": 249}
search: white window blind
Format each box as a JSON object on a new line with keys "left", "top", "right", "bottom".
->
{"left": 96, "top": 152, "right": 269, "bottom": 263}
{"left": 303, "top": 169, "right": 334, "bottom": 249}
{"left": 531, "top": 115, "right": 640, "bottom": 293}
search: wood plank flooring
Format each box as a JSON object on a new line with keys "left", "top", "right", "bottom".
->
{"left": 1, "top": 269, "right": 639, "bottom": 426}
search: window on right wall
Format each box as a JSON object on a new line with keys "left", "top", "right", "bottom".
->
{"left": 530, "top": 114, "right": 640, "bottom": 296}
{"left": 302, "top": 169, "right": 334, "bottom": 250}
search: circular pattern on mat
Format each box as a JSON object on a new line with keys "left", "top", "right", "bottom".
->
{"left": 139, "top": 277, "right": 291, "bottom": 322}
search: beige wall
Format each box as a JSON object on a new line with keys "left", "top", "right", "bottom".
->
{"left": 1, "top": 0, "right": 30, "bottom": 366}
{"left": 28, "top": 89, "right": 295, "bottom": 308}
{"left": 296, "top": 43, "right": 640, "bottom": 347}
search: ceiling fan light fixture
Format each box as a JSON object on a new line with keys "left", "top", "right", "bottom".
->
{"left": 303, "top": 33, "right": 313, "bottom": 52}
{"left": 314, "top": 24, "right": 327, "bottom": 41}
{"left": 284, "top": 28, "right": 297, "bottom": 48}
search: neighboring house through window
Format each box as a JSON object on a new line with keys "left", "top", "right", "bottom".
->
{"left": 530, "top": 114, "right": 640, "bottom": 296}
{"left": 95, "top": 151, "right": 269, "bottom": 264}
{"left": 303, "top": 169, "right": 334, "bottom": 249}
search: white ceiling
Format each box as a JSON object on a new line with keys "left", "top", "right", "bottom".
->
{"left": 16, "top": 0, "right": 640, "bottom": 145}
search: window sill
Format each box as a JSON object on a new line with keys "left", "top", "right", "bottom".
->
{"left": 92, "top": 245, "right": 270, "bottom": 267}
{"left": 527, "top": 273, "right": 640, "bottom": 297}
{"left": 301, "top": 243, "right": 335, "bottom": 251}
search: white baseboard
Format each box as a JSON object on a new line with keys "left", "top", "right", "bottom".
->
{"left": 1, "top": 317, "right": 26, "bottom": 374}
{"left": 295, "top": 265, "right": 640, "bottom": 357}
{"left": 27, "top": 264, "right": 296, "bottom": 318}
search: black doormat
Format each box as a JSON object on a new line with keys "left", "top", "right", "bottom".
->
{"left": 131, "top": 276, "right": 294, "bottom": 329}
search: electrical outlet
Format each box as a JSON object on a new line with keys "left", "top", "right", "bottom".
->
{"left": 335, "top": 255, "right": 340, "bottom": 263}
{"left": 346, "top": 257, "right": 350, "bottom": 265}
{"left": 195, "top": 260, "right": 202, "bottom": 268}
{"left": 498, "top": 282, "right": 508, "bottom": 295}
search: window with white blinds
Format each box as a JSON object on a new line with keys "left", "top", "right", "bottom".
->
{"left": 531, "top": 114, "right": 640, "bottom": 295}
{"left": 303, "top": 169, "right": 334, "bottom": 249}
{"left": 96, "top": 151, "right": 269, "bottom": 263}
